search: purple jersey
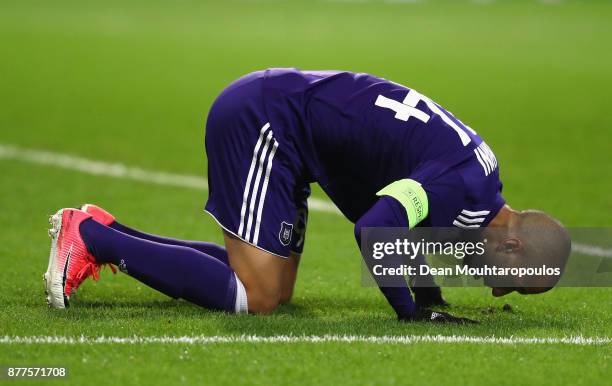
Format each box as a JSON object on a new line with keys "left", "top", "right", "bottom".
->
{"left": 205, "top": 68, "right": 505, "bottom": 258}
{"left": 261, "top": 68, "right": 505, "bottom": 227}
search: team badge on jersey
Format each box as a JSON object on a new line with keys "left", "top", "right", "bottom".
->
{"left": 279, "top": 222, "right": 293, "bottom": 246}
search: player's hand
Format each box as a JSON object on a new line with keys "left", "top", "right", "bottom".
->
{"left": 413, "top": 286, "right": 450, "bottom": 309}
{"left": 400, "top": 309, "right": 479, "bottom": 324}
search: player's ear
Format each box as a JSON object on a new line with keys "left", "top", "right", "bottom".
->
{"left": 492, "top": 287, "right": 514, "bottom": 297}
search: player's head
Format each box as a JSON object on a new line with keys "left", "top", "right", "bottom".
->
{"left": 480, "top": 209, "right": 571, "bottom": 297}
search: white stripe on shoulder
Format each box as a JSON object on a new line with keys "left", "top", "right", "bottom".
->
{"left": 461, "top": 209, "right": 490, "bottom": 217}
{"left": 453, "top": 220, "right": 481, "bottom": 229}
{"left": 456, "top": 215, "right": 485, "bottom": 224}
{"left": 238, "top": 123, "right": 270, "bottom": 237}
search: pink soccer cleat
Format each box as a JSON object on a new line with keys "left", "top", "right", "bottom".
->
{"left": 80, "top": 204, "right": 115, "bottom": 226}
{"left": 43, "top": 208, "right": 115, "bottom": 309}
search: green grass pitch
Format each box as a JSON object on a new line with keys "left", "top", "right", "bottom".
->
{"left": 0, "top": 1, "right": 611, "bottom": 385}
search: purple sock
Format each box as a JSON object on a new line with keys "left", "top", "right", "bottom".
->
{"left": 80, "top": 219, "right": 239, "bottom": 312}
{"left": 108, "top": 221, "right": 229, "bottom": 265}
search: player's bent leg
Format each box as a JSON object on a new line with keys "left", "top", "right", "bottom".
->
{"left": 203, "top": 72, "right": 299, "bottom": 313}
{"left": 280, "top": 252, "right": 300, "bottom": 304}
{"left": 81, "top": 204, "right": 229, "bottom": 264}
{"left": 223, "top": 232, "right": 286, "bottom": 314}
{"left": 74, "top": 214, "right": 247, "bottom": 313}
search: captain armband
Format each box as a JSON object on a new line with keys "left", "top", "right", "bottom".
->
{"left": 376, "top": 179, "right": 429, "bottom": 229}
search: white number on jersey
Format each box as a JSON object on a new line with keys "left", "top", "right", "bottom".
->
{"left": 374, "top": 89, "right": 477, "bottom": 146}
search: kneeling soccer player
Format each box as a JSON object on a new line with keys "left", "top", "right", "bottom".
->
{"left": 44, "top": 69, "right": 571, "bottom": 323}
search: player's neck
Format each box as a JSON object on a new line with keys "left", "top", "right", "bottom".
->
{"left": 489, "top": 205, "right": 519, "bottom": 228}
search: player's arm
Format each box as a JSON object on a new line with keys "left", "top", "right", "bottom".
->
{"left": 356, "top": 179, "right": 477, "bottom": 323}
{"left": 354, "top": 196, "right": 417, "bottom": 319}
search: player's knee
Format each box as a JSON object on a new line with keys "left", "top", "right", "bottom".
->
{"left": 246, "top": 288, "right": 280, "bottom": 314}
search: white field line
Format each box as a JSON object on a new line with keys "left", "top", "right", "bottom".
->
{"left": 571, "top": 243, "right": 612, "bottom": 258}
{"left": 0, "top": 143, "right": 339, "bottom": 214}
{"left": 0, "top": 335, "right": 610, "bottom": 346}
{"left": 0, "top": 143, "right": 609, "bottom": 258}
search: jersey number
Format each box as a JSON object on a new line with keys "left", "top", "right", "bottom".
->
{"left": 374, "top": 90, "right": 476, "bottom": 146}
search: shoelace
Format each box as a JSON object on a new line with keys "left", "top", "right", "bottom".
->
{"left": 74, "top": 262, "right": 117, "bottom": 287}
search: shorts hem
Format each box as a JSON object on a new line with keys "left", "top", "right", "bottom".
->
{"left": 204, "top": 209, "right": 290, "bottom": 259}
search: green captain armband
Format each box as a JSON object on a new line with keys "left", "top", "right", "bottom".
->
{"left": 376, "top": 179, "right": 429, "bottom": 229}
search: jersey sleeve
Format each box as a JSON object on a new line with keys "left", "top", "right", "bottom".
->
{"left": 375, "top": 178, "right": 429, "bottom": 228}
{"left": 374, "top": 163, "right": 468, "bottom": 228}
{"left": 409, "top": 158, "right": 505, "bottom": 227}
{"left": 376, "top": 154, "right": 505, "bottom": 228}
{"left": 412, "top": 166, "right": 468, "bottom": 227}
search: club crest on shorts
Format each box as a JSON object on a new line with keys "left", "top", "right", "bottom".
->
{"left": 119, "top": 259, "right": 128, "bottom": 274}
{"left": 279, "top": 221, "right": 293, "bottom": 246}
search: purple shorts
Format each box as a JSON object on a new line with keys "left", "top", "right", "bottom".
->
{"left": 204, "top": 72, "right": 309, "bottom": 258}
